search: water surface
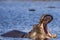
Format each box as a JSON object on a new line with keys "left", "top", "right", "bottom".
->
{"left": 0, "top": 1, "right": 60, "bottom": 40}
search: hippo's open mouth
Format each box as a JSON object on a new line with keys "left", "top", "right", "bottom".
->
{"left": 44, "top": 26, "right": 48, "bottom": 34}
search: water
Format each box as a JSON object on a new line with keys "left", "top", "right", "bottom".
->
{"left": 0, "top": 1, "right": 60, "bottom": 40}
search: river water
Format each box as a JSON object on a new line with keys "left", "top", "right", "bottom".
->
{"left": 0, "top": 1, "right": 60, "bottom": 40}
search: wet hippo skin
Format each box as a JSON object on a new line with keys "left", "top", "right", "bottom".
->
{"left": 1, "top": 30, "right": 28, "bottom": 38}
{"left": 1, "top": 14, "right": 57, "bottom": 40}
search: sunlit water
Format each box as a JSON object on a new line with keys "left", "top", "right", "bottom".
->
{"left": 0, "top": 1, "right": 60, "bottom": 40}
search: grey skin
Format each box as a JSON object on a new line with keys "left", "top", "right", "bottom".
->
{"left": 1, "top": 14, "right": 56, "bottom": 40}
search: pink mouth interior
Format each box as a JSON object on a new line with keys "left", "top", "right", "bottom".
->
{"left": 43, "top": 25, "right": 48, "bottom": 34}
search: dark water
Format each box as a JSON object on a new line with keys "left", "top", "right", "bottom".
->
{"left": 0, "top": 1, "right": 60, "bottom": 40}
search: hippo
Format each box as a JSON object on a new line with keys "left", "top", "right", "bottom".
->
{"left": 1, "top": 14, "right": 56, "bottom": 40}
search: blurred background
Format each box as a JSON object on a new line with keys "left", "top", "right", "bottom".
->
{"left": 0, "top": 0, "right": 60, "bottom": 40}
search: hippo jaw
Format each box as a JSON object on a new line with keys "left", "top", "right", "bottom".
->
{"left": 29, "top": 24, "right": 57, "bottom": 40}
